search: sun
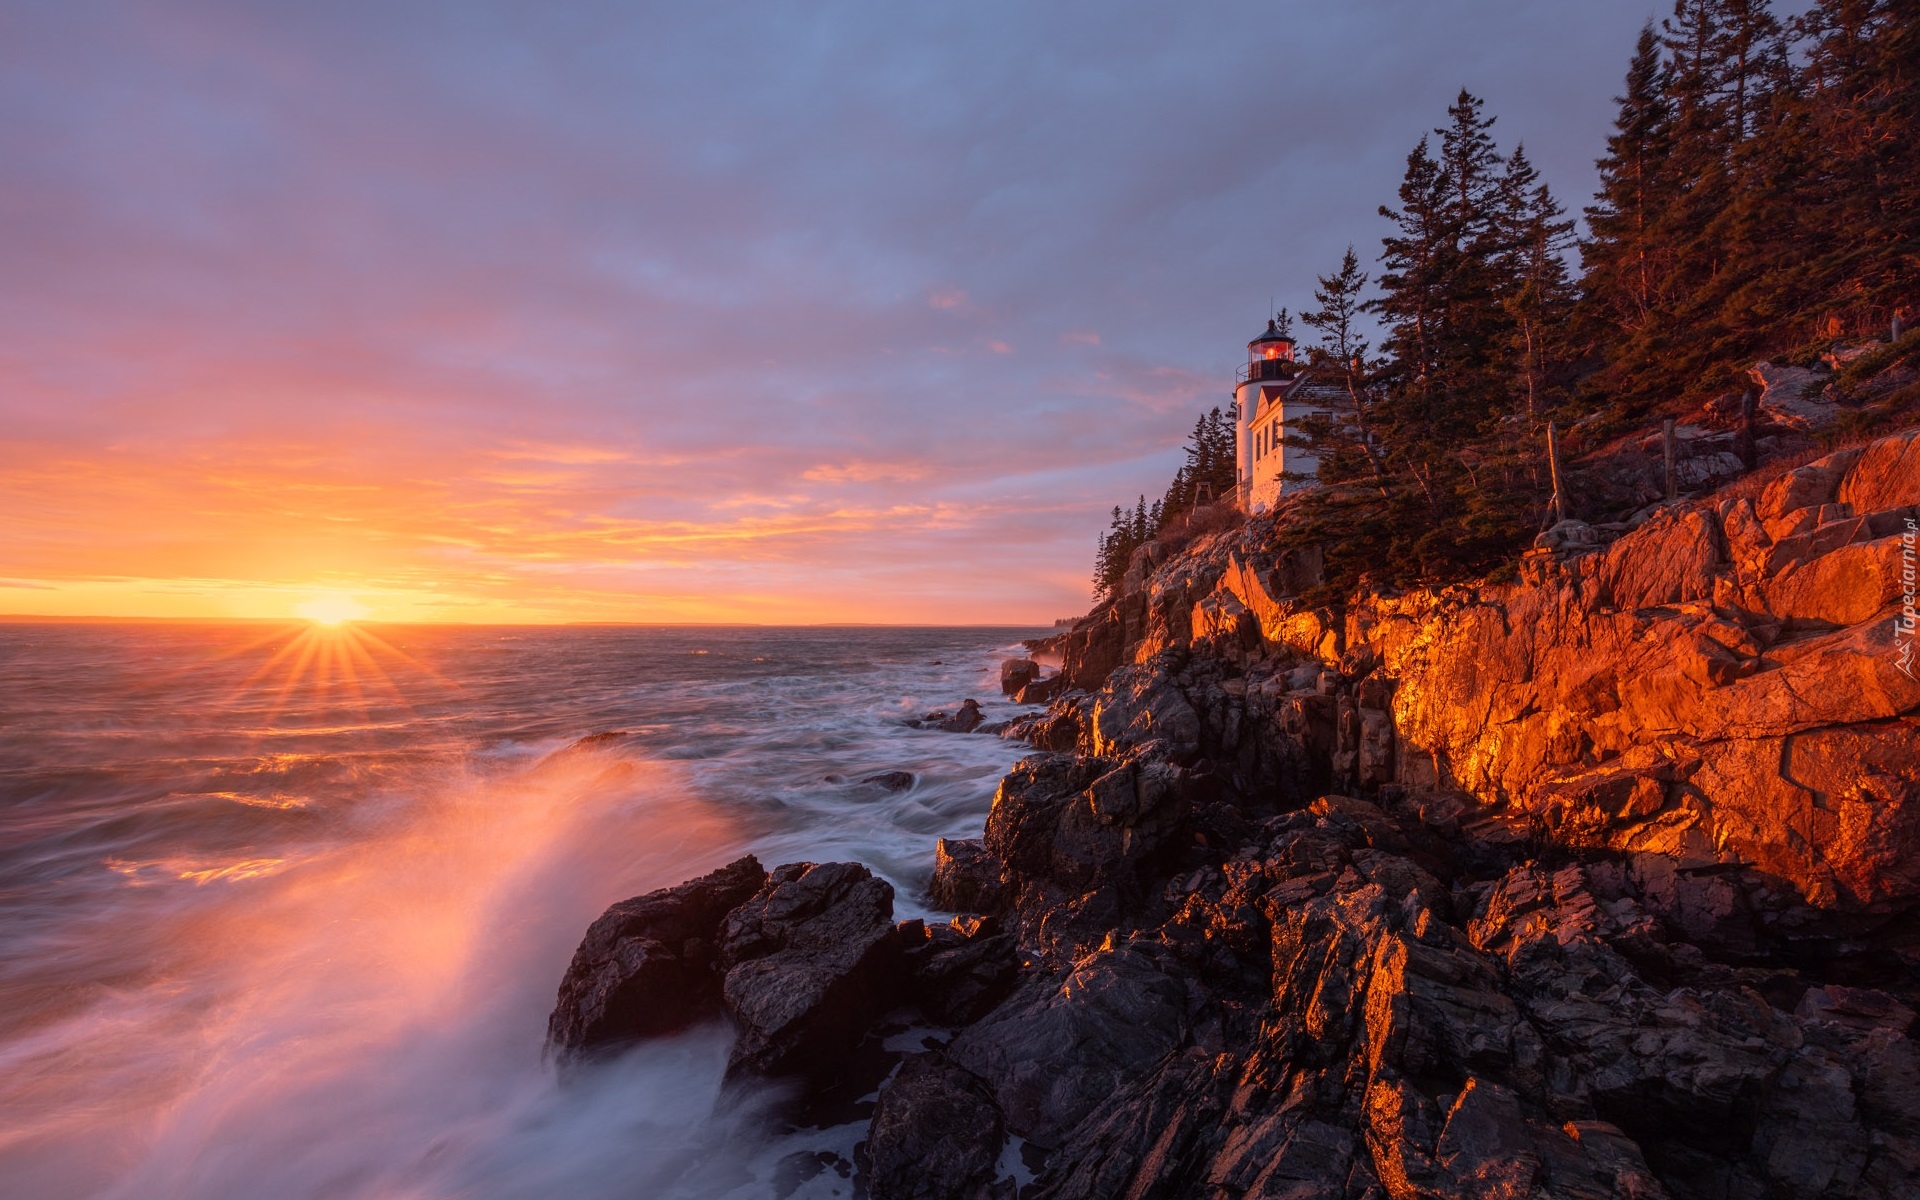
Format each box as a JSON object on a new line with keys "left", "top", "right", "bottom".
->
{"left": 293, "top": 594, "right": 372, "bottom": 626}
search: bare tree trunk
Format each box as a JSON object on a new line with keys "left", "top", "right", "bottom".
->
{"left": 1546, "top": 421, "right": 1569, "bottom": 526}
{"left": 1345, "top": 362, "right": 1391, "bottom": 500}
{"left": 1663, "top": 418, "right": 1677, "bottom": 501}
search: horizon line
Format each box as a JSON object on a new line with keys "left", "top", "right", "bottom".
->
{"left": 0, "top": 614, "right": 1070, "bottom": 629}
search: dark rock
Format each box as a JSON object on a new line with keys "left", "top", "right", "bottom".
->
{"left": 1000, "top": 658, "right": 1039, "bottom": 697}
{"left": 999, "top": 702, "right": 1084, "bottom": 752}
{"left": 1086, "top": 657, "right": 1203, "bottom": 760}
{"left": 947, "top": 943, "right": 1193, "bottom": 1147}
{"left": 1055, "top": 600, "right": 1133, "bottom": 691}
{"left": 545, "top": 855, "right": 766, "bottom": 1058}
{"left": 1015, "top": 674, "right": 1067, "bottom": 705}
{"left": 904, "top": 916, "right": 1020, "bottom": 1025}
{"left": 980, "top": 754, "right": 1193, "bottom": 937}
{"left": 1796, "top": 985, "right": 1916, "bottom": 1034}
{"left": 862, "top": 1054, "right": 1009, "bottom": 1200}
{"left": 859, "top": 770, "right": 916, "bottom": 792}
{"left": 929, "top": 838, "right": 1010, "bottom": 915}
{"left": 935, "top": 699, "right": 985, "bottom": 733}
{"left": 719, "top": 861, "right": 904, "bottom": 1079}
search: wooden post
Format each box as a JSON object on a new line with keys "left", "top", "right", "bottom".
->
{"left": 1662, "top": 418, "right": 1677, "bottom": 501}
{"left": 1546, "top": 421, "right": 1568, "bottom": 526}
{"left": 1736, "top": 390, "right": 1757, "bottom": 471}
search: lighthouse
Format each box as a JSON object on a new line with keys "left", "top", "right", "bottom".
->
{"left": 1233, "top": 318, "right": 1334, "bottom": 514}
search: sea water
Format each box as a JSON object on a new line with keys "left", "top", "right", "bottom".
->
{"left": 0, "top": 622, "right": 1043, "bottom": 1199}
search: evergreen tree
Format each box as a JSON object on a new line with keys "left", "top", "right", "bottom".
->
{"left": 1374, "top": 137, "right": 1452, "bottom": 419}
{"left": 1300, "top": 247, "right": 1389, "bottom": 496}
{"left": 1784, "top": 0, "right": 1920, "bottom": 331}
{"left": 1582, "top": 24, "right": 1675, "bottom": 337}
{"left": 1495, "top": 145, "right": 1577, "bottom": 419}
{"left": 1086, "top": 0, "right": 1920, "bottom": 603}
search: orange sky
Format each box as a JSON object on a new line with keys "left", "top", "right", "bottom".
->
{"left": 0, "top": 3, "right": 1656, "bottom": 623}
{"left": 0, "top": 417, "right": 1117, "bottom": 623}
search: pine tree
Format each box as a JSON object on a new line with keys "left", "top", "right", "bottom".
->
{"left": 1374, "top": 137, "right": 1452, "bottom": 419}
{"left": 1784, "top": 0, "right": 1920, "bottom": 332}
{"left": 1495, "top": 145, "right": 1576, "bottom": 419}
{"left": 1582, "top": 24, "right": 1674, "bottom": 337}
{"left": 1300, "top": 247, "right": 1389, "bottom": 496}
{"left": 1087, "top": 1, "right": 1920, "bottom": 603}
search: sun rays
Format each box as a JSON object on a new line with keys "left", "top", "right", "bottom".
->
{"left": 220, "top": 619, "right": 456, "bottom": 729}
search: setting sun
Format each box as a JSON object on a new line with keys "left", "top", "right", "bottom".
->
{"left": 293, "top": 594, "right": 371, "bottom": 626}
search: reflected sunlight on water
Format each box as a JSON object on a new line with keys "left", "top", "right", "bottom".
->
{"left": 0, "top": 623, "right": 1042, "bottom": 1199}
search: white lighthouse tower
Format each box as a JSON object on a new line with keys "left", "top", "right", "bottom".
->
{"left": 1233, "top": 318, "right": 1331, "bottom": 514}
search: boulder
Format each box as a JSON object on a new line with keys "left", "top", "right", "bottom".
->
{"left": 545, "top": 855, "right": 767, "bottom": 1058}
{"left": 862, "top": 1054, "right": 1009, "bottom": 1200}
{"left": 1534, "top": 519, "right": 1599, "bottom": 552}
{"left": 903, "top": 916, "right": 1020, "bottom": 1025}
{"left": 928, "top": 837, "right": 1010, "bottom": 914}
{"left": 1838, "top": 428, "right": 1920, "bottom": 515}
{"left": 939, "top": 699, "right": 986, "bottom": 734}
{"left": 1000, "top": 658, "right": 1039, "bottom": 697}
{"left": 1014, "top": 674, "right": 1067, "bottom": 705}
{"left": 1750, "top": 361, "right": 1835, "bottom": 429}
{"left": 1675, "top": 449, "right": 1745, "bottom": 489}
{"left": 1796, "top": 985, "right": 1917, "bottom": 1035}
{"left": 947, "top": 944, "right": 1192, "bottom": 1147}
{"left": 1087, "top": 658, "right": 1202, "bottom": 759}
{"left": 718, "top": 861, "right": 903, "bottom": 1079}
{"left": 1757, "top": 447, "right": 1863, "bottom": 525}
{"left": 980, "top": 754, "right": 1193, "bottom": 921}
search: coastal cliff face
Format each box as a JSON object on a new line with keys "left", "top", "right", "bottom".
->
{"left": 1053, "top": 429, "right": 1920, "bottom": 923}
{"left": 547, "top": 424, "right": 1920, "bottom": 1200}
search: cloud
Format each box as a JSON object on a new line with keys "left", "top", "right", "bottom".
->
{"left": 802, "top": 462, "right": 931, "bottom": 485}
{"left": 0, "top": 0, "right": 1666, "bottom": 621}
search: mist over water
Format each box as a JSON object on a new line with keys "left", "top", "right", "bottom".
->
{"left": 0, "top": 623, "right": 1041, "bottom": 1199}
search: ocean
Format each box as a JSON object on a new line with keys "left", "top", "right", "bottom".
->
{"left": 0, "top": 622, "right": 1045, "bottom": 1199}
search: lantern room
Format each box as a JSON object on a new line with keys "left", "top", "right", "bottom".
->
{"left": 1237, "top": 318, "right": 1297, "bottom": 387}
{"left": 1249, "top": 317, "right": 1295, "bottom": 365}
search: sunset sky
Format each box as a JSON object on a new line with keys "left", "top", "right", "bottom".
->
{"left": 3, "top": 1, "right": 1685, "bottom": 624}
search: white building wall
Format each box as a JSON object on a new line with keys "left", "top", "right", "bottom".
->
{"left": 1234, "top": 380, "right": 1256, "bottom": 506}
{"left": 1235, "top": 379, "right": 1328, "bottom": 514}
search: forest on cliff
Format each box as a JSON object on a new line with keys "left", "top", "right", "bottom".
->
{"left": 1095, "top": 0, "right": 1918, "bottom": 601}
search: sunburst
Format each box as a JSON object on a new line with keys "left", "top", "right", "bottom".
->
{"left": 214, "top": 617, "right": 456, "bottom": 729}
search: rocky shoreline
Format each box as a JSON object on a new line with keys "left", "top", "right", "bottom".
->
{"left": 546, "top": 427, "right": 1919, "bottom": 1200}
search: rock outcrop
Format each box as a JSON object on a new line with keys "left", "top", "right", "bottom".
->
{"left": 719, "top": 860, "right": 904, "bottom": 1078}
{"left": 546, "top": 855, "right": 767, "bottom": 1057}
{"left": 901, "top": 769, "right": 1919, "bottom": 1199}
{"left": 860, "top": 1054, "right": 1010, "bottom": 1200}
{"left": 550, "top": 422, "right": 1920, "bottom": 1200}
{"left": 545, "top": 856, "right": 910, "bottom": 1084}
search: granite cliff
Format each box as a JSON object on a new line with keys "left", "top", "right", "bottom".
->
{"left": 546, "top": 424, "right": 1920, "bottom": 1199}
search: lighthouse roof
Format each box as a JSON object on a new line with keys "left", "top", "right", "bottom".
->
{"left": 1249, "top": 318, "right": 1292, "bottom": 346}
